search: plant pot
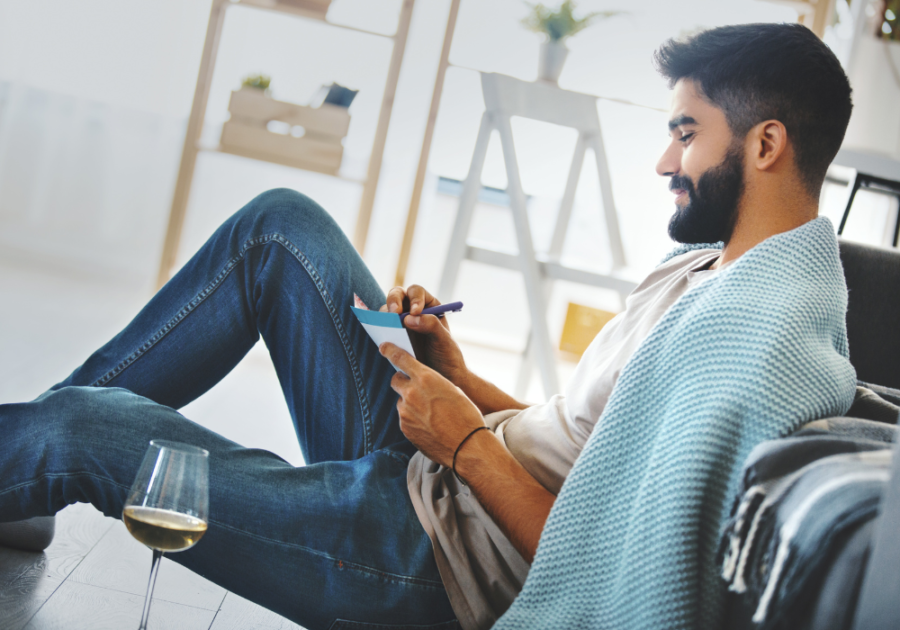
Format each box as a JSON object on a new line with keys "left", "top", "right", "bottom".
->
{"left": 538, "top": 40, "right": 569, "bottom": 84}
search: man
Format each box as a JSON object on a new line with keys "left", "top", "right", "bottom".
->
{"left": 486, "top": 23, "right": 855, "bottom": 630}
{"left": 0, "top": 22, "right": 855, "bottom": 630}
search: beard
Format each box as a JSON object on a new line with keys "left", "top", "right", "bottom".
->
{"left": 667, "top": 146, "right": 745, "bottom": 244}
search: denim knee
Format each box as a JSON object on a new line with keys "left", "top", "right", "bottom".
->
{"left": 13, "top": 387, "right": 103, "bottom": 454}
{"left": 27, "top": 387, "right": 159, "bottom": 467}
{"left": 34, "top": 385, "right": 128, "bottom": 435}
{"left": 1, "top": 387, "right": 154, "bottom": 518}
{"left": 232, "top": 188, "right": 345, "bottom": 246}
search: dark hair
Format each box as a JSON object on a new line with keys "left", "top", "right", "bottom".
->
{"left": 653, "top": 23, "right": 852, "bottom": 196}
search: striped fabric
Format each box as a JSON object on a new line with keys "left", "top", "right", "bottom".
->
{"left": 494, "top": 216, "right": 857, "bottom": 630}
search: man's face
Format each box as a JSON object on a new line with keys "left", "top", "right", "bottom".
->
{"left": 656, "top": 79, "right": 745, "bottom": 244}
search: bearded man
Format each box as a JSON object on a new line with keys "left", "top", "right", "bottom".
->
{"left": 0, "top": 22, "right": 854, "bottom": 630}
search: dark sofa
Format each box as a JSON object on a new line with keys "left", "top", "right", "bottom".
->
{"left": 722, "top": 239, "right": 900, "bottom": 630}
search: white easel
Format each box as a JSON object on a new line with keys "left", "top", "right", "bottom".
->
{"left": 438, "top": 72, "right": 638, "bottom": 399}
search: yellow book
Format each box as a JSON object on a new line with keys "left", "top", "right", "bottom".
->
{"left": 559, "top": 303, "right": 618, "bottom": 358}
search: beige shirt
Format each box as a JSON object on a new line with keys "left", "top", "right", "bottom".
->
{"left": 407, "top": 249, "right": 728, "bottom": 630}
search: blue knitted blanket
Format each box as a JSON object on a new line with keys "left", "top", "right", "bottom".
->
{"left": 493, "top": 217, "right": 857, "bottom": 630}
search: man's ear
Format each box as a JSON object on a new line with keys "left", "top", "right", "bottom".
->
{"left": 749, "top": 119, "right": 788, "bottom": 172}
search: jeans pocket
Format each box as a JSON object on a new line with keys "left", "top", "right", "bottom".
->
{"left": 328, "top": 619, "right": 459, "bottom": 630}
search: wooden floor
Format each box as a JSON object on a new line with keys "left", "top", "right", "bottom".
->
{"left": 0, "top": 504, "right": 305, "bottom": 630}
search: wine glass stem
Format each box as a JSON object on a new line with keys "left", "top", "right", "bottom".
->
{"left": 138, "top": 549, "right": 164, "bottom": 630}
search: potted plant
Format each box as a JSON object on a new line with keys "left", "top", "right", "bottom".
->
{"left": 241, "top": 73, "right": 272, "bottom": 95}
{"left": 521, "top": 0, "right": 622, "bottom": 84}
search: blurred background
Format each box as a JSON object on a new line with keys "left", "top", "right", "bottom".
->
{"left": 1, "top": 0, "right": 899, "bottom": 468}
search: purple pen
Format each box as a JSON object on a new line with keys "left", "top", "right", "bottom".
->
{"left": 400, "top": 301, "right": 463, "bottom": 322}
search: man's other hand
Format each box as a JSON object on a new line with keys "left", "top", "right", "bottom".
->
{"left": 381, "top": 285, "right": 469, "bottom": 388}
{"left": 381, "top": 342, "right": 553, "bottom": 564}
{"left": 380, "top": 342, "right": 484, "bottom": 468}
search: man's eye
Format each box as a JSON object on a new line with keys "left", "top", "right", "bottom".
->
{"left": 678, "top": 133, "right": 695, "bottom": 144}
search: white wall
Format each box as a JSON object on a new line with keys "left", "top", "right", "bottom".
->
{"left": 0, "top": 0, "right": 800, "bottom": 292}
{"left": 843, "top": 34, "right": 900, "bottom": 160}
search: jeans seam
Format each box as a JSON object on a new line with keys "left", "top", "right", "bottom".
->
{"left": 207, "top": 519, "right": 445, "bottom": 589}
{"left": 92, "top": 238, "right": 262, "bottom": 388}
{"left": 269, "top": 234, "right": 373, "bottom": 455}
{"left": 380, "top": 449, "right": 410, "bottom": 465}
{"left": 93, "top": 233, "right": 373, "bottom": 454}
{"left": 0, "top": 471, "right": 132, "bottom": 498}
{"left": 329, "top": 556, "right": 445, "bottom": 589}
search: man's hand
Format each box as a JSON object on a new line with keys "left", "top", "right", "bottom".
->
{"left": 380, "top": 285, "right": 529, "bottom": 415}
{"left": 380, "top": 342, "right": 555, "bottom": 564}
{"left": 381, "top": 285, "right": 469, "bottom": 388}
{"left": 380, "top": 342, "right": 483, "bottom": 468}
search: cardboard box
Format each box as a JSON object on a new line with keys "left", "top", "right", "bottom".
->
{"left": 559, "top": 302, "right": 618, "bottom": 358}
{"left": 220, "top": 88, "right": 349, "bottom": 175}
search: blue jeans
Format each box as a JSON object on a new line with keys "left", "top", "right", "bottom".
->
{"left": 0, "top": 189, "right": 458, "bottom": 630}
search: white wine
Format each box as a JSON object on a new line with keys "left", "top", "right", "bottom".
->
{"left": 123, "top": 506, "right": 208, "bottom": 552}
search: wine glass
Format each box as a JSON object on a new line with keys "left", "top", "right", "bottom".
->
{"left": 123, "top": 440, "right": 209, "bottom": 630}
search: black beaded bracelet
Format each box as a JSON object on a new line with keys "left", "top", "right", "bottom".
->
{"left": 452, "top": 426, "right": 491, "bottom": 485}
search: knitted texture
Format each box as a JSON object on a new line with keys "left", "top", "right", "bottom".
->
{"left": 494, "top": 217, "right": 856, "bottom": 630}
{"left": 659, "top": 241, "right": 725, "bottom": 265}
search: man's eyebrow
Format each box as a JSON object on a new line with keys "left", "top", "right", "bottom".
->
{"left": 668, "top": 115, "right": 698, "bottom": 131}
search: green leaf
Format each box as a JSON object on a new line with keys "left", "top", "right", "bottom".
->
{"left": 521, "top": 0, "right": 623, "bottom": 41}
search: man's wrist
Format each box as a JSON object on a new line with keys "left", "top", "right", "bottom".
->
{"left": 452, "top": 426, "right": 491, "bottom": 484}
{"left": 453, "top": 427, "right": 497, "bottom": 483}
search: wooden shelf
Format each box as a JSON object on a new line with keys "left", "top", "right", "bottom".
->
{"left": 197, "top": 141, "right": 367, "bottom": 184}
{"left": 156, "top": 0, "right": 415, "bottom": 288}
{"left": 235, "top": 0, "right": 398, "bottom": 38}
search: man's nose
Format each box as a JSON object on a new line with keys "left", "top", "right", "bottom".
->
{"left": 656, "top": 143, "right": 680, "bottom": 177}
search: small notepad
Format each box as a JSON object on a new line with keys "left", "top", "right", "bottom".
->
{"left": 351, "top": 307, "right": 416, "bottom": 374}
